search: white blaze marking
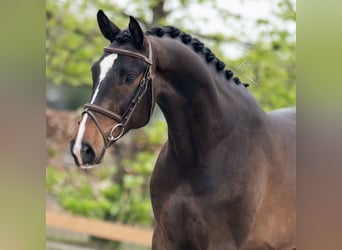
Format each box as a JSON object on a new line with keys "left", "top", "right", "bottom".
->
{"left": 92, "top": 54, "right": 118, "bottom": 103}
{"left": 72, "top": 113, "right": 89, "bottom": 165}
{"left": 73, "top": 53, "right": 117, "bottom": 165}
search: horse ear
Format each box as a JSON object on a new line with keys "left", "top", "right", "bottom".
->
{"left": 97, "top": 10, "right": 120, "bottom": 42}
{"left": 128, "top": 16, "right": 144, "bottom": 49}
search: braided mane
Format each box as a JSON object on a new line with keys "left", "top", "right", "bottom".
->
{"left": 115, "top": 26, "right": 249, "bottom": 88}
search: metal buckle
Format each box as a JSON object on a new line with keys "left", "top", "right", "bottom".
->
{"left": 108, "top": 123, "right": 125, "bottom": 142}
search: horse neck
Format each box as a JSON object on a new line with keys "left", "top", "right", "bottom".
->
{"left": 149, "top": 36, "right": 265, "bottom": 166}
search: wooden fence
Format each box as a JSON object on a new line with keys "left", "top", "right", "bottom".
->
{"left": 46, "top": 210, "right": 153, "bottom": 247}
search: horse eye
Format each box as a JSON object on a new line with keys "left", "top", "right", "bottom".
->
{"left": 124, "top": 74, "right": 137, "bottom": 84}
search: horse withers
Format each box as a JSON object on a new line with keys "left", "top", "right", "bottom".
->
{"left": 70, "top": 10, "right": 296, "bottom": 250}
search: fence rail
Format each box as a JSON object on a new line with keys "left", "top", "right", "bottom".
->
{"left": 46, "top": 210, "right": 153, "bottom": 247}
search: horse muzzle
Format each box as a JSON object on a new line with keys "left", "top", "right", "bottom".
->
{"left": 70, "top": 139, "right": 103, "bottom": 168}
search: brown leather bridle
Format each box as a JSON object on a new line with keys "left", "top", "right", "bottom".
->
{"left": 81, "top": 41, "right": 154, "bottom": 148}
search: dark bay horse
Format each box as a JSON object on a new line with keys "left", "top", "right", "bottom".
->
{"left": 70, "top": 10, "right": 296, "bottom": 250}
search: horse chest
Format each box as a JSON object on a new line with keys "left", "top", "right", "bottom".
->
{"left": 150, "top": 161, "right": 263, "bottom": 249}
{"left": 155, "top": 184, "right": 210, "bottom": 249}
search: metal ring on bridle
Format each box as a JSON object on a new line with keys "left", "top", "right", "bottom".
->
{"left": 108, "top": 123, "right": 125, "bottom": 141}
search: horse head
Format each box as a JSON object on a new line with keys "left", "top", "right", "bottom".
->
{"left": 70, "top": 10, "right": 155, "bottom": 167}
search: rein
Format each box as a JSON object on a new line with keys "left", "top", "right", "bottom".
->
{"left": 82, "top": 41, "right": 154, "bottom": 148}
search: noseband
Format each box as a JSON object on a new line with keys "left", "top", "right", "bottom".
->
{"left": 81, "top": 41, "right": 154, "bottom": 148}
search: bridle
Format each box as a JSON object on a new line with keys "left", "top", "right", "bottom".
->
{"left": 81, "top": 40, "right": 154, "bottom": 148}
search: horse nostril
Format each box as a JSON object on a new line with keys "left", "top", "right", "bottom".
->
{"left": 70, "top": 139, "right": 75, "bottom": 150}
{"left": 80, "top": 141, "right": 95, "bottom": 165}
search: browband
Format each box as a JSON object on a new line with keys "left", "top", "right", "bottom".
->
{"left": 104, "top": 42, "right": 152, "bottom": 65}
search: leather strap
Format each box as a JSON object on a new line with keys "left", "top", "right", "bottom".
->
{"left": 82, "top": 109, "right": 109, "bottom": 147}
{"left": 84, "top": 103, "right": 122, "bottom": 122}
{"left": 104, "top": 47, "right": 152, "bottom": 65}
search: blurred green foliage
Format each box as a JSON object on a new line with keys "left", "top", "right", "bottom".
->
{"left": 47, "top": 117, "right": 167, "bottom": 227}
{"left": 46, "top": 0, "right": 296, "bottom": 110}
{"left": 46, "top": 0, "right": 296, "bottom": 239}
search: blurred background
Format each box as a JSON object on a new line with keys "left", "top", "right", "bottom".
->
{"left": 46, "top": 0, "right": 296, "bottom": 249}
